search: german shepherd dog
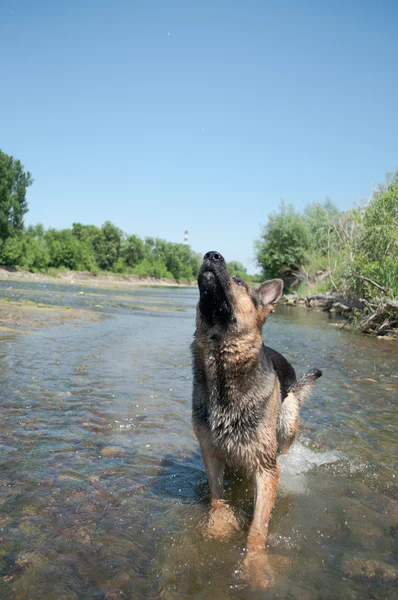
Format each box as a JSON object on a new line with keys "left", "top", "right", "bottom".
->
{"left": 191, "top": 251, "right": 321, "bottom": 587}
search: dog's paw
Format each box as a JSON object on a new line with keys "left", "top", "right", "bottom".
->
{"left": 238, "top": 551, "right": 275, "bottom": 590}
{"left": 203, "top": 500, "right": 241, "bottom": 540}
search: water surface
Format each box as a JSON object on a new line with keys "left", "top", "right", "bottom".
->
{"left": 0, "top": 282, "right": 397, "bottom": 599}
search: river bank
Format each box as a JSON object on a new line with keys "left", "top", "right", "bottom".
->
{"left": 282, "top": 292, "right": 398, "bottom": 339}
{"left": 0, "top": 297, "right": 100, "bottom": 336}
{"left": 0, "top": 266, "right": 196, "bottom": 289}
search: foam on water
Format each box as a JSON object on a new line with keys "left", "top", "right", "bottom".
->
{"left": 278, "top": 441, "right": 345, "bottom": 494}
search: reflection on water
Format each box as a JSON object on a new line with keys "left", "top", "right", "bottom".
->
{"left": 0, "top": 282, "right": 397, "bottom": 599}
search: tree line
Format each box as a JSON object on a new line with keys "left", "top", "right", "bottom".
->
{"left": 0, "top": 149, "right": 250, "bottom": 283}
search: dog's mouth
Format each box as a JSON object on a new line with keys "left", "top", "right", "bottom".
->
{"left": 200, "top": 269, "right": 217, "bottom": 280}
{"left": 198, "top": 253, "right": 228, "bottom": 294}
{"left": 198, "top": 268, "right": 218, "bottom": 290}
{"left": 198, "top": 252, "right": 233, "bottom": 325}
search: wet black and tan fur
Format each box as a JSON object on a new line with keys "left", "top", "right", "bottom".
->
{"left": 191, "top": 251, "right": 322, "bottom": 587}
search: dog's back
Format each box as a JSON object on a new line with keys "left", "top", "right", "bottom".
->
{"left": 262, "top": 345, "right": 296, "bottom": 400}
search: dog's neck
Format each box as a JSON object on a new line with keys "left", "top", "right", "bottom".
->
{"left": 195, "top": 325, "right": 263, "bottom": 371}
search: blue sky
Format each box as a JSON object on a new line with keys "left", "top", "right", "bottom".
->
{"left": 1, "top": 0, "right": 397, "bottom": 271}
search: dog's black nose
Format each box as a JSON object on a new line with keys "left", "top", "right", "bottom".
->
{"left": 203, "top": 251, "right": 224, "bottom": 263}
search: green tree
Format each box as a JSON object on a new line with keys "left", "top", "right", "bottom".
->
{"left": 92, "top": 221, "right": 122, "bottom": 270}
{"left": 20, "top": 235, "right": 50, "bottom": 271}
{"left": 19, "top": 223, "right": 49, "bottom": 270}
{"left": 122, "top": 234, "right": 145, "bottom": 267}
{"left": 44, "top": 228, "right": 96, "bottom": 271}
{"left": 72, "top": 223, "right": 99, "bottom": 245}
{"left": 1, "top": 237, "right": 24, "bottom": 265}
{"left": 26, "top": 223, "right": 45, "bottom": 238}
{"left": 255, "top": 201, "right": 310, "bottom": 278}
{"left": 0, "top": 150, "right": 33, "bottom": 264}
{"left": 227, "top": 261, "right": 248, "bottom": 279}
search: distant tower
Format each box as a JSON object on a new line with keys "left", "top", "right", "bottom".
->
{"left": 184, "top": 230, "right": 189, "bottom": 245}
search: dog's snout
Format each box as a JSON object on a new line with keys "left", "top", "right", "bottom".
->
{"left": 203, "top": 251, "right": 224, "bottom": 263}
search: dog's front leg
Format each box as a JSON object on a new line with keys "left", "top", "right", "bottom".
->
{"left": 248, "top": 466, "right": 279, "bottom": 551}
{"left": 196, "top": 430, "right": 240, "bottom": 539}
{"left": 242, "top": 466, "right": 279, "bottom": 589}
{"left": 197, "top": 433, "right": 224, "bottom": 500}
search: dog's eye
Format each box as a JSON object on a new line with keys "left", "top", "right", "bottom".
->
{"left": 233, "top": 276, "right": 244, "bottom": 286}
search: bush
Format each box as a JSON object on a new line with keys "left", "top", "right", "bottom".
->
{"left": 255, "top": 201, "right": 311, "bottom": 279}
{"left": 134, "top": 258, "right": 172, "bottom": 279}
{"left": 113, "top": 257, "right": 129, "bottom": 274}
{"left": 20, "top": 236, "right": 50, "bottom": 271}
{"left": 254, "top": 172, "right": 398, "bottom": 301}
{"left": 0, "top": 236, "right": 24, "bottom": 266}
{"left": 304, "top": 199, "right": 341, "bottom": 256}
{"left": 337, "top": 174, "right": 398, "bottom": 300}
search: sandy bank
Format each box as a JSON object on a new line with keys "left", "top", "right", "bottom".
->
{"left": 0, "top": 298, "right": 100, "bottom": 336}
{"left": 0, "top": 267, "right": 196, "bottom": 290}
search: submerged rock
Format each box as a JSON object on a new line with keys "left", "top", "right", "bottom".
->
{"left": 100, "top": 446, "right": 125, "bottom": 457}
{"left": 342, "top": 554, "right": 398, "bottom": 581}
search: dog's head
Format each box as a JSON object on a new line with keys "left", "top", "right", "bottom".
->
{"left": 197, "top": 251, "right": 283, "bottom": 336}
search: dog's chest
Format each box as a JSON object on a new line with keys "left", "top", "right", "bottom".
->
{"left": 202, "top": 347, "right": 265, "bottom": 449}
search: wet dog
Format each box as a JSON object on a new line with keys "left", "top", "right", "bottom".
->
{"left": 191, "top": 251, "right": 321, "bottom": 587}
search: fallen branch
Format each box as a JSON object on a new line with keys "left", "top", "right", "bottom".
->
{"left": 352, "top": 275, "right": 388, "bottom": 294}
{"left": 386, "top": 301, "right": 398, "bottom": 311}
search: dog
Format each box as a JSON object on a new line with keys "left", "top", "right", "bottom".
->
{"left": 191, "top": 251, "right": 321, "bottom": 587}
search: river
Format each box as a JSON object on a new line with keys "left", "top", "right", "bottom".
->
{"left": 0, "top": 281, "right": 397, "bottom": 599}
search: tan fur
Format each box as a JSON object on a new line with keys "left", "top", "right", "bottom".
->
{"left": 277, "top": 391, "right": 300, "bottom": 454}
{"left": 230, "top": 278, "right": 274, "bottom": 333}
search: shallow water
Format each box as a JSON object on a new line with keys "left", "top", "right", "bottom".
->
{"left": 0, "top": 282, "right": 397, "bottom": 599}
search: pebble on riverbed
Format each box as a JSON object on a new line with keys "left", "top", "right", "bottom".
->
{"left": 100, "top": 446, "right": 125, "bottom": 457}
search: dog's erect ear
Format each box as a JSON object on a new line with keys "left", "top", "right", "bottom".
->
{"left": 257, "top": 279, "right": 284, "bottom": 308}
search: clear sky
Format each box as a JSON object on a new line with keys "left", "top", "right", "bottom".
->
{"left": 1, "top": 0, "right": 397, "bottom": 271}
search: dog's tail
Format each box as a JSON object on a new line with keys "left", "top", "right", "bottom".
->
{"left": 288, "top": 368, "right": 322, "bottom": 407}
